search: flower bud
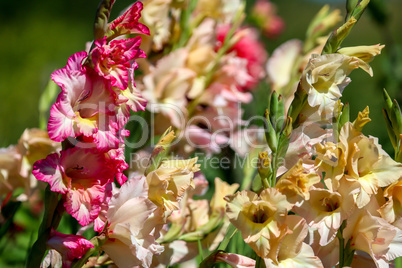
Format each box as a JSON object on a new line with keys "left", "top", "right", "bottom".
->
{"left": 282, "top": 116, "right": 293, "bottom": 139}
{"left": 145, "top": 127, "right": 176, "bottom": 175}
{"left": 257, "top": 151, "right": 271, "bottom": 181}
{"left": 264, "top": 110, "right": 278, "bottom": 152}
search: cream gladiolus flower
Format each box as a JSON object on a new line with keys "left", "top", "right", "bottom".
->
{"left": 301, "top": 54, "right": 369, "bottom": 114}
{"left": 146, "top": 158, "right": 200, "bottom": 214}
{"left": 264, "top": 216, "right": 323, "bottom": 268}
{"left": 225, "top": 188, "right": 292, "bottom": 258}
{"left": 343, "top": 209, "right": 402, "bottom": 267}
{"left": 195, "top": 0, "right": 242, "bottom": 23}
{"left": 314, "top": 141, "right": 347, "bottom": 191}
{"left": 340, "top": 123, "right": 402, "bottom": 208}
{"left": 293, "top": 179, "right": 358, "bottom": 246}
{"left": 275, "top": 159, "right": 320, "bottom": 205}
{"left": 140, "top": 0, "right": 172, "bottom": 51}
{"left": 379, "top": 179, "right": 402, "bottom": 228}
{"left": 101, "top": 177, "right": 164, "bottom": 268}
{"left": 155, "top": 177, "right": 238, "bottom": 266}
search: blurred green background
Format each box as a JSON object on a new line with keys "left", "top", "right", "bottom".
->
{"left": 1, "top": 0, "right": 401, "bottom": 152}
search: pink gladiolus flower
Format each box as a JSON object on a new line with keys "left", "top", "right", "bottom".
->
{"left": 91, "top": 37, "right": 146, "bottom": 90}
{"left": 49, "top": 51, "right": 146, "bottom": 150}
{"left": 251, "top": 0, "right": 285, "bottom": 39}
{"left": 107, "top": 2, "right": 150, "bottom": 38}
{"left": 183, "top": 125, "right": 229, "bottom": 155}
{"left": 47, "top": 229, "right": 94, "bottom": 268}
{"left": 216, "top": 25, "right": 267, "bottom": 90}
{"left": 49, "top": 51, "right": 121, "bottom": 149}
{"left": 32, "top": 147, "right": 117, "bottom": 226}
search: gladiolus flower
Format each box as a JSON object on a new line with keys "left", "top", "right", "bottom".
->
{"left": 275, "top": 159, "right": 320, "bottom": 205}
{"left": 107, "top": 1, "right": 150, "bottom": 38}
{"left": 379, "top": 179, "right": 402, "bottom": 228}
{"left": 338, "top": 44, "right": 385, "bottom": 76}
{"left": 264, "top": 216, "right": 323, "bottom": 267}
{"left": 225, "top": 188, "right": 292, "bottom": 258}
{"left": 301, "top": 54, "right": 370, "bottom": 114}
{"left": 343, "top": 210, "right": 402, "bottom": 266}
{"left": 91, "top": 36, "right": 146, "bottom": 90}
{"left": 146, "top": 158, "right": 200, "bottom": 214}
{"left": 340, "top": 123, "right": 402, "bottom": 208}
{"left": 47, "top": 230, "right": 94, "bottom": 268}
{"left": 101, "top": 177, "right": 164, "bottom": 268}
{"left": 32, "top": 147, "right": 117, "bottom": 225}
{"left": 293, "top": 180, "right": 358, "bottom": 246}
{"left": 314, "top": 141, "right": 347, "bottom": 191}
{"left": 49, "top": 51, "right": 121, "bottom": 149}
{"left": 216, "top": 25, "right": 267, "bottom": 90}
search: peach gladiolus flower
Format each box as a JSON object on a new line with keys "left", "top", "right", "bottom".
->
{"left": 340, "top": 123, "right": 402, "bottom": 208}
{"left": 146, "top": 158, "right": 200, "bottom": 214}
{"left": 264, "top": 216, "right": 323, "bottom": 267}
{"left": 379, "top": 179, "right": 402, "bottom": 228}
{"left": 275, "top": 159, "right": 320, "bottom": 205}
{"left": 343, "top": 209, "right": 402, "bottom": 267}
{"left": 225, "top": 188, "right": 292, "bottom": 258}
{"left": 293, "top": 179, "right": 357, "bottom": 246}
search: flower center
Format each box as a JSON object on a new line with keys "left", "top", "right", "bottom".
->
{"left": 320, "top": 195, "right": 340, "bottom": 212}
{"left": 244, "top": 202, "right": 275, "bottom": 224}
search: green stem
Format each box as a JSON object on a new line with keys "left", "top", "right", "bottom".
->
{"left": 256, "top": 256, "right": 266, "bottom": 268}
{"left": 198, "top": 224, "right": 237, "bottom": 267}
{"left": 26, "top": 187, "right": 62, "bottom": 268}
{"left": 270, "top": 152, "right": 277, "bottom": 187}
{"left": 217, "top": 224, "right": 237, "bottom": 251}
{"left": 337, "top": 220, "right": 346, "bottom": 268}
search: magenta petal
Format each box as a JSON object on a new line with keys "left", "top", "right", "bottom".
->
{"left": 65, "top": 51, "right": 87, "bottom": 71}
{"left": 32, "top": 153, "right": 68, "bottom": 194}
{"left": 48, "top": 229, "right": 94, "bottom": 268}
{"left": 51, "top": 52, "right": 88, "bottom": 90}
{"left": 109, "top": 2, "right": 150, "bottom": 35}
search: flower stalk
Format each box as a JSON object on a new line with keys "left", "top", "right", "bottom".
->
{"left": 26, "top": 186, "right": 63, "bottom": 268}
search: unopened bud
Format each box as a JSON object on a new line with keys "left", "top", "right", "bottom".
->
{"left": 283, "top": 116, "right": 293, "bottom": 138}
{"left": 257, "top": 151, "right": 271, "bottom": 180}
{"left": 264, "top": 110, "right": 278, "bottom": 152}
